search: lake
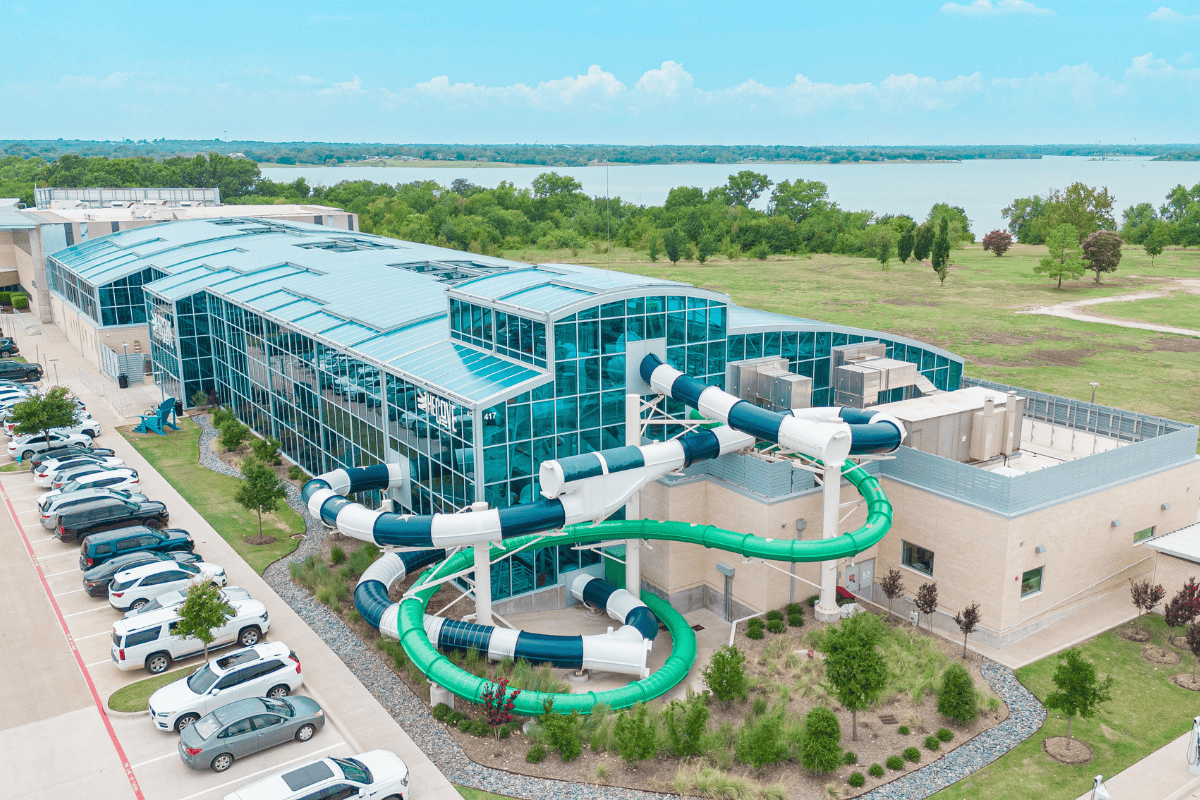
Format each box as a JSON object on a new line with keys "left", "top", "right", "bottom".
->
{"left": 262, "top": 156, "right": 1200, "bottom": 237}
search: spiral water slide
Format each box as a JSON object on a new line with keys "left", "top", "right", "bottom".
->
{"left": 302, "top": 354, "right": 904, "bottom": 715}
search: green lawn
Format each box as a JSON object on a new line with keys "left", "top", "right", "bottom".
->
{"left": 455, "top": 787, "right": 514, "bottom": 800}
{"left": 121, "top": 418, "right": 301, "bottom": 573}
{"left": 930, "top": 614, "right": 1197, "bottom": 799}
{"left": 0, "top": 460, "right": 27, "bottom": 472}
{"left": 108, "top": 667, "right": 193, "bottom": 711}
{"left": 521, "top": 243, "right": 1200, "bottom": 428}
{"left": 1098, "top": 291, "right": 1200, "bottom": 332}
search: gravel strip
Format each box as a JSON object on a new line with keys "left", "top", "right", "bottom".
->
{"left": 194, "top": 415, "right": 1044, "bottom": 799}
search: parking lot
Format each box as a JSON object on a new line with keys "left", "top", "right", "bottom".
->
{"left": 0, "top": 330, "right": 457, "bottom": 800}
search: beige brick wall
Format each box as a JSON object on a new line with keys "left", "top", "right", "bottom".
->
{"left": 1152, "top": 553, "right": 1200, "bottom": 601}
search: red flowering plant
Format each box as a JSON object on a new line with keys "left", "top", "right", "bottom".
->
{"left": 481, "top": 677, "right": 521, "bottom": 739}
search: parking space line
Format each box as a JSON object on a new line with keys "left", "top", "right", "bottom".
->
{"left": 76, "top": 630, "right": 111, "bottom": 641}
{"left": 131, "top": 750, "right": 179, "bottom": 769}
{"left": 16, "top": 508, "right": 38, "bottom": 515}
{"left": 45, "top": 567, "right": 79, "bottom": 577}
{"left": 85, "top": 658, "right": 112, "bottom": 667}
{"left": 0, "top": 481, "right": 146, "bottom": 800}
{"left": 28, "top": 534, "right": 59, "bottom": 543}
{"left": 38, "top": 550, "right": 79, "bottom": 560}
{"left": 65, "top": 605, "right": 110, "bottom": 617}
{"left": 55, "top": 588, "right": 85, "bottom": 596}
{"left": 172, "top": 741, "right": 343, "bottom": 800}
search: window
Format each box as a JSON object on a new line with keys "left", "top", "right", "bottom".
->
{"left": 250, "top": 714, "right": 283, "bottom": 730}
{"left": 1021, "top": 567, "right": 1044, "bottom": 597}
{"left": 125, "top": 628, "right": 160, "bottom": 647}
{"left": 901, "top": 541, "right": 934, "bottom": 576}
{"left": 220, "top": 718, "right": 254, "bottom": 738}
{"left": 1134, "top": 526, "right": 1155, "bottom": 543}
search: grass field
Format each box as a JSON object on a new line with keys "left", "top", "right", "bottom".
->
{"left": 108, "top": 667, "right": 193, "bottom": 711}
{"left": 510, "top": 242, "right": 1200, "bottom": 427}
{"left": 121, "top": 419, "right": 302, "bottom": 573}
{"left": 455, "top": 787, "right": 513, "bottom": 800}
{"left": 930, "top": 614, "right": 1198, "bottom": 799}
{"left": 1098, "top": 291, "right": 1200, "bottom": 331}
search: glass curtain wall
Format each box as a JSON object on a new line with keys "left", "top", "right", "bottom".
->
{"left": 727, "top": 330, "right": 962, "bottom": 406}
{"left": 99, "top": 269, "right": 163, "bottom": 326}
{"left": 147, "top": 295, "right": 183, "bottom": 403}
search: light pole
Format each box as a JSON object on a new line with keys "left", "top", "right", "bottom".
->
{"left": 1090, "top": 382, "right": 1100, "bottom": 405}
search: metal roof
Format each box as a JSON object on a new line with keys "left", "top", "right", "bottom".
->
{"left": 0, "top": 207, "right": 36, "bottom": 230}
{"left": 1143, "top": 523, "right": 1200, "bottom": 563}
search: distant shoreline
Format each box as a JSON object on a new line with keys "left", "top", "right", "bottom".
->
{"left": 261, "top": 158, "right": 980, "bottom": 169}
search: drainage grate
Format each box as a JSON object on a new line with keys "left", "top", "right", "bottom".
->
{"left": 878, "top": 714, "right": 898, "bottom": 725}
{"left": 691, "top": 624, "right": 705, "bottom": 632}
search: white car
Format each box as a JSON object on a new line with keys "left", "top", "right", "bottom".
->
{"left": 125, "top": 586, "right": 251, "bottom": 618}
{"left": 9, "top": 431, "right": 93, "bottom": 461}
{"left": 111, "top": 596, "right": 271, "bottom": 674}
{"left": 5, "top": 409, "right": 93, "bottom": 437}
{"left": 223, "top": 751, "right": 410, "bottom": 800}
{"left": 108, "top": 561, "right": 227, "bottom": 611}
{"left": 39, "top": 487, "right": 147, "bottom": 527}
{"left": 147, "top": 642, "right": 302, "bottom": 732}
{"left": 35, "top": 457, "right": 125, "bottom": 486}
{"left": 33, "top": 452, "right": 123, "bottom": 482}
{"left": 0, "top": 388, "right": 30, "bottom": 406}
{"left": 40, "top": 467, "right": 140, "bottom": 500}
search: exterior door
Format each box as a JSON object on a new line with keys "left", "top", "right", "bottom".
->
{"left": 845, "top": 559, "right": 874, "bottom": 602}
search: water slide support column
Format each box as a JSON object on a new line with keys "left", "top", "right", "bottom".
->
{"left": 814, "top": 462, "right": 843, "bottom": 623}
{"left": 471, "top": 501, "right": 492, "bottom": 626}
{"left": 624, "top": 393, "right": 641, "bottom": 593}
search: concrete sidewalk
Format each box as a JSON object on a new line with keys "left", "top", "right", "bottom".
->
{"left": 1074, "top": 731, "right": 1200, "bottom": 800}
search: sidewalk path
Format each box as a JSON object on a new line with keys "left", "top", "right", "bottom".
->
{"left": 1073, "top": 731, "right": 1200, "bottom": 800}
{"left": 1022, "top": 287, "right": 1200, "bottom": 339}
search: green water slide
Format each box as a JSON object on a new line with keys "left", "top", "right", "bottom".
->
{"left": 397, "top": 460, "right": 891, "bottom": 716}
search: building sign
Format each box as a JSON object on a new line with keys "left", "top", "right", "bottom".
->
{"left": 416, "top": 389, "right": 456, "bottom": 431}
{"left": 150, "top": 311, "right": 174, "bottom": 345}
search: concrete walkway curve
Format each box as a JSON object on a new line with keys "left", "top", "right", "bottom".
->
{"left": 1022, "top": 286, "right": 1200, "bottom": 339}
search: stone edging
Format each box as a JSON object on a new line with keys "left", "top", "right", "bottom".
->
{"left": 193, "top": 415, "right": 1045, "bottom": 800}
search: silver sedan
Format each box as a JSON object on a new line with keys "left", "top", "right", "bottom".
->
{"left": 177, "top": 696, "right": 325, "bottom": 772}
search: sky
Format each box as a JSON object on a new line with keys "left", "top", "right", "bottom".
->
{"left": 2, "top": 0, "right": 1199, "bottom": 145}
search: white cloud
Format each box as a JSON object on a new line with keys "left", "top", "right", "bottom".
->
{"left": 635, "top": 61, "right": 694, "bottom": 98}
{"left": 1148, "top": 6, "right": 1200, "bottom": 22}
{"left": 942, "top": 0, "right": 1052, "bottom": 14}
{"left": 319, "top": 76, "right": 365, "bottom": 96}
{"left": 293, "top": 75, "right": 324, "bottom": 86}
{"left": 406, "top": 65, "right": 625, "bottom": 110}
{"left": 1126, "top": 52, "right": 1200, "bottom": 81}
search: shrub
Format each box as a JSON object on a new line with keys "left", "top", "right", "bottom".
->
{"left": 0, "top": 292, "right": 11, "bottom": 305}
{"left": 218, "top": 419, "right": 249, "bottom": 451}
{"left": 432, "top": 703, "right": 451, "bottom": 722}
{"left": 767, "top": 619, "right": 786, "bottom": 634}
{"left": 886, "top": 755, "right": 904, "bottom": 770}
{"left": 752, "top": 696, "right": 768, "bottom": 716}
{"left": 664, "top": 691, "right": 710, "bottom": 757}
{"left": 897, "top": 725, "right": 910, "bottom": 736}
{"left": 903, "top": 746, "right": 921, "bottom": 763}
{"left": 614, "top": 704, "right": 657, "bottom": 765}
{"left": 702, "top": 645, "right": 747, "bottom": 703}
{"left": 849, "top": 772, "right": 865, "bottom": 788}
{"left": 786, "top": 603, "right": 803, "bottom": 615}
{"left": 750, "top": 243, "right": 770, "bottom": 260}
{"left": 800, "top": 706, "right": 842, "bottom": 773}
{"left": 924, "top": 735, "right": 940, "bottom": 751}
{"left": 937, "top": 727, "right": 953, "bottom": 742}
{"left": 11, "top": 294, "right": 27, "bottom": 310}
{"left": 788, "top": 613, "right": 805, "bottom": 628}
{"left": 330, "top": 546, "right": 346, "bottom": 565}
{"left": 526, "top": 743, "right": 546, "bottom": 763}
{"left": 843, "top": 751, "right": 857, "bottom": 765}
{"left": 937, "top": 663, "right": 979, "bottom": 724}
{"left": 540, "top": 700, "right": 583, "bottom": 761}
{"left": 807, "top": 594, "right": 820, "bottom": 607}
{"left": 288, "top": 465, "right": 306, "bottom": 481}
{"left": 347, "top": 543, "right": 381, "bottom": 577}
{"left": 767, "top": 609, "right": 784, "bottom": 622}
{"left": 595, "top": 762, "right": 612, "bottom": 780}
{"left": 737, "top": 704, "right": 787, "bottom": 768}
{"left": 470, "top": 719, "right": 491, "bottom": 736}
{"left": 747, "top": 624, "right": 765, "bottom": 640}
{"left": 869, "top": 763, "right": 884, "bottom": 778}
{"left": 189, "top": 390, "right": 209, "bottom": 409}
{"left": 449, "top": 711, "right": 466, "bottom": 727}
{"left": 211, "top": 407, "right": 235, "bottom": 428}
{"left": 250, "top": 435, "right": 282, "bottom": 464}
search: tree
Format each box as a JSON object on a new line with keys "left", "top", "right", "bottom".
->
{"left": 927, "top": 203, "right": 974, "bottom": 244}
{"left": 800, "top": 706, "right": 842, "bottom": 773}
{"left": 531, "top": 171, "right": 583, "bottom": 199}
{"left": 1129, "top": 578, "right": 1166, "bottom": 632}
{"left": 174, "top": 583, "right": 234, "bottom": 662}
{"left": 1044, "top": 182, "right": 1116, "bottom": 241}
{"left": 931, "top": 222, "right": 951, "bottom": 285}
{"left": 235, "top": 457, "right": 288, "bottom": 539}
{"left": 879, "top": 569, "right": 905, "bottom": 620}
{"left": 696, "top": 232, "right": 718, "bottom": 264}
{"left": 954, "top": 603, "right": 981, "bottom": 658}
{"left": 662, "top": 227, "right": 684, "bottom": 264}
{"left": 702, "top": 645, "right": 747, "bottom": 703}
{"left": 1002, "top": 195, "right": 1050, "bottom": 244}
{"left": 1144, "top": 222, "right": 1169, "bottom": 267}
{"left": 1165, "top": 578, "right": 1200, "bottom": 648}
{"left": 937, "top": 663, "right": 979, "bottom": 725}
{"left": 768, "top": 178, "right": 831, "bottom": 223}
{"left": 10, "top": 387, "right": 81, "bottom": 448}
{"left": 1187, "top": 622, "right": 1200, "bottom": 682}
{"left": 1034, "top": 224, "right": 1086, "bottom": 289}
{"left": 1044, "top": 648, "right": 1113, "bottom": 748}
{"left": 719, "top": 170, "right": 773, "bottom": 207}
{"left": 896, "top": 227, "right": 914, "bottom": 263}
{"left": 250, "top": 435, "right": 282, "bottom": 464}
{"left": 862, "top": 225, "right": 896, "bottom": 270}
{"left": 614, "top": 703, "right": 657, "bottom": 766}
{"left": 912, "top": 223, "right": 935, "bottom": 261}
{"left": 982, "top": 229, "right": 1013, "bottom": 256}
{"left": 1081, "top": 230, "right": 1123, "bottom": 284}
{"left": 647, "top": 236, "right": 661, "bottom": 262}
{"left": 915, "top": 582, "right": 938, "bottom": 632}
{"left": 481, "top": 677, "right": 521, "bottom": 739}
{"left": 821, "top": 613, "right": 888, "bottom": 741}
{"left": 664, "top": 186, "right": 705, "bottom": 213}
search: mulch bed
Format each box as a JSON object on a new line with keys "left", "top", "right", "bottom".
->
{"left": 1117, "top": 626, "right": 1152, "bottom": 643}
{"left": 1171, "top": 674, "right": 1200, "bottom": 692}
{"left": 1043, "top": 736, "right": 1094, "bottom": 764}
{"left": 1143, "top": 646, "right": 1181, "bottom": 665}
{"left": 246, "top": 534, "right": 277, "bottom": 545}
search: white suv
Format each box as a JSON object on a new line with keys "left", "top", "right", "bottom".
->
{"left": 110, "top": 597, "right": 270, "bottom": 674}
{"left": 147, "top": 642, "right": 302, "bottom": 732}
{"left": 108, "top": 561, "right": 227, "bottom": 611}
{"left": 223, "top": 751, "right": 410, "bottom": 800}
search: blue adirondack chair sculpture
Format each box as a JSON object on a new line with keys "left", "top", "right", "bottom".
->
{"left": 133, "top": 397, "right": 181, "bottom": 435}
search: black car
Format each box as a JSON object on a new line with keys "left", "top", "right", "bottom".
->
{"left": 0, "top": 359, "right": 41, "bottom": 382}
{"left": 78, "top": 525, "right": 193, "bottom": 570}
{"left": 81, "top": 550, "right": 203, "bottom": 597}
{"left": 29, "top": 445, "right": 116, "bottom": 472}
{"left": 55, "top": 498, "right": 170, "bottom": 543}
{"left": 0, "top": 338, "right": 18, "bottom": 357}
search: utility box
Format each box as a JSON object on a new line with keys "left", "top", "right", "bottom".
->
{"left": 834, "top": 358, "right": 919, "bottom": 408}
{"left": 729, "top": 359, "right": 811, "bottom": 411}
{"left": 875, "top": 386, "right": 1026, "bottom": 462}
{"left": 832, "top": 341, "right": 887, "bottom": 371}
